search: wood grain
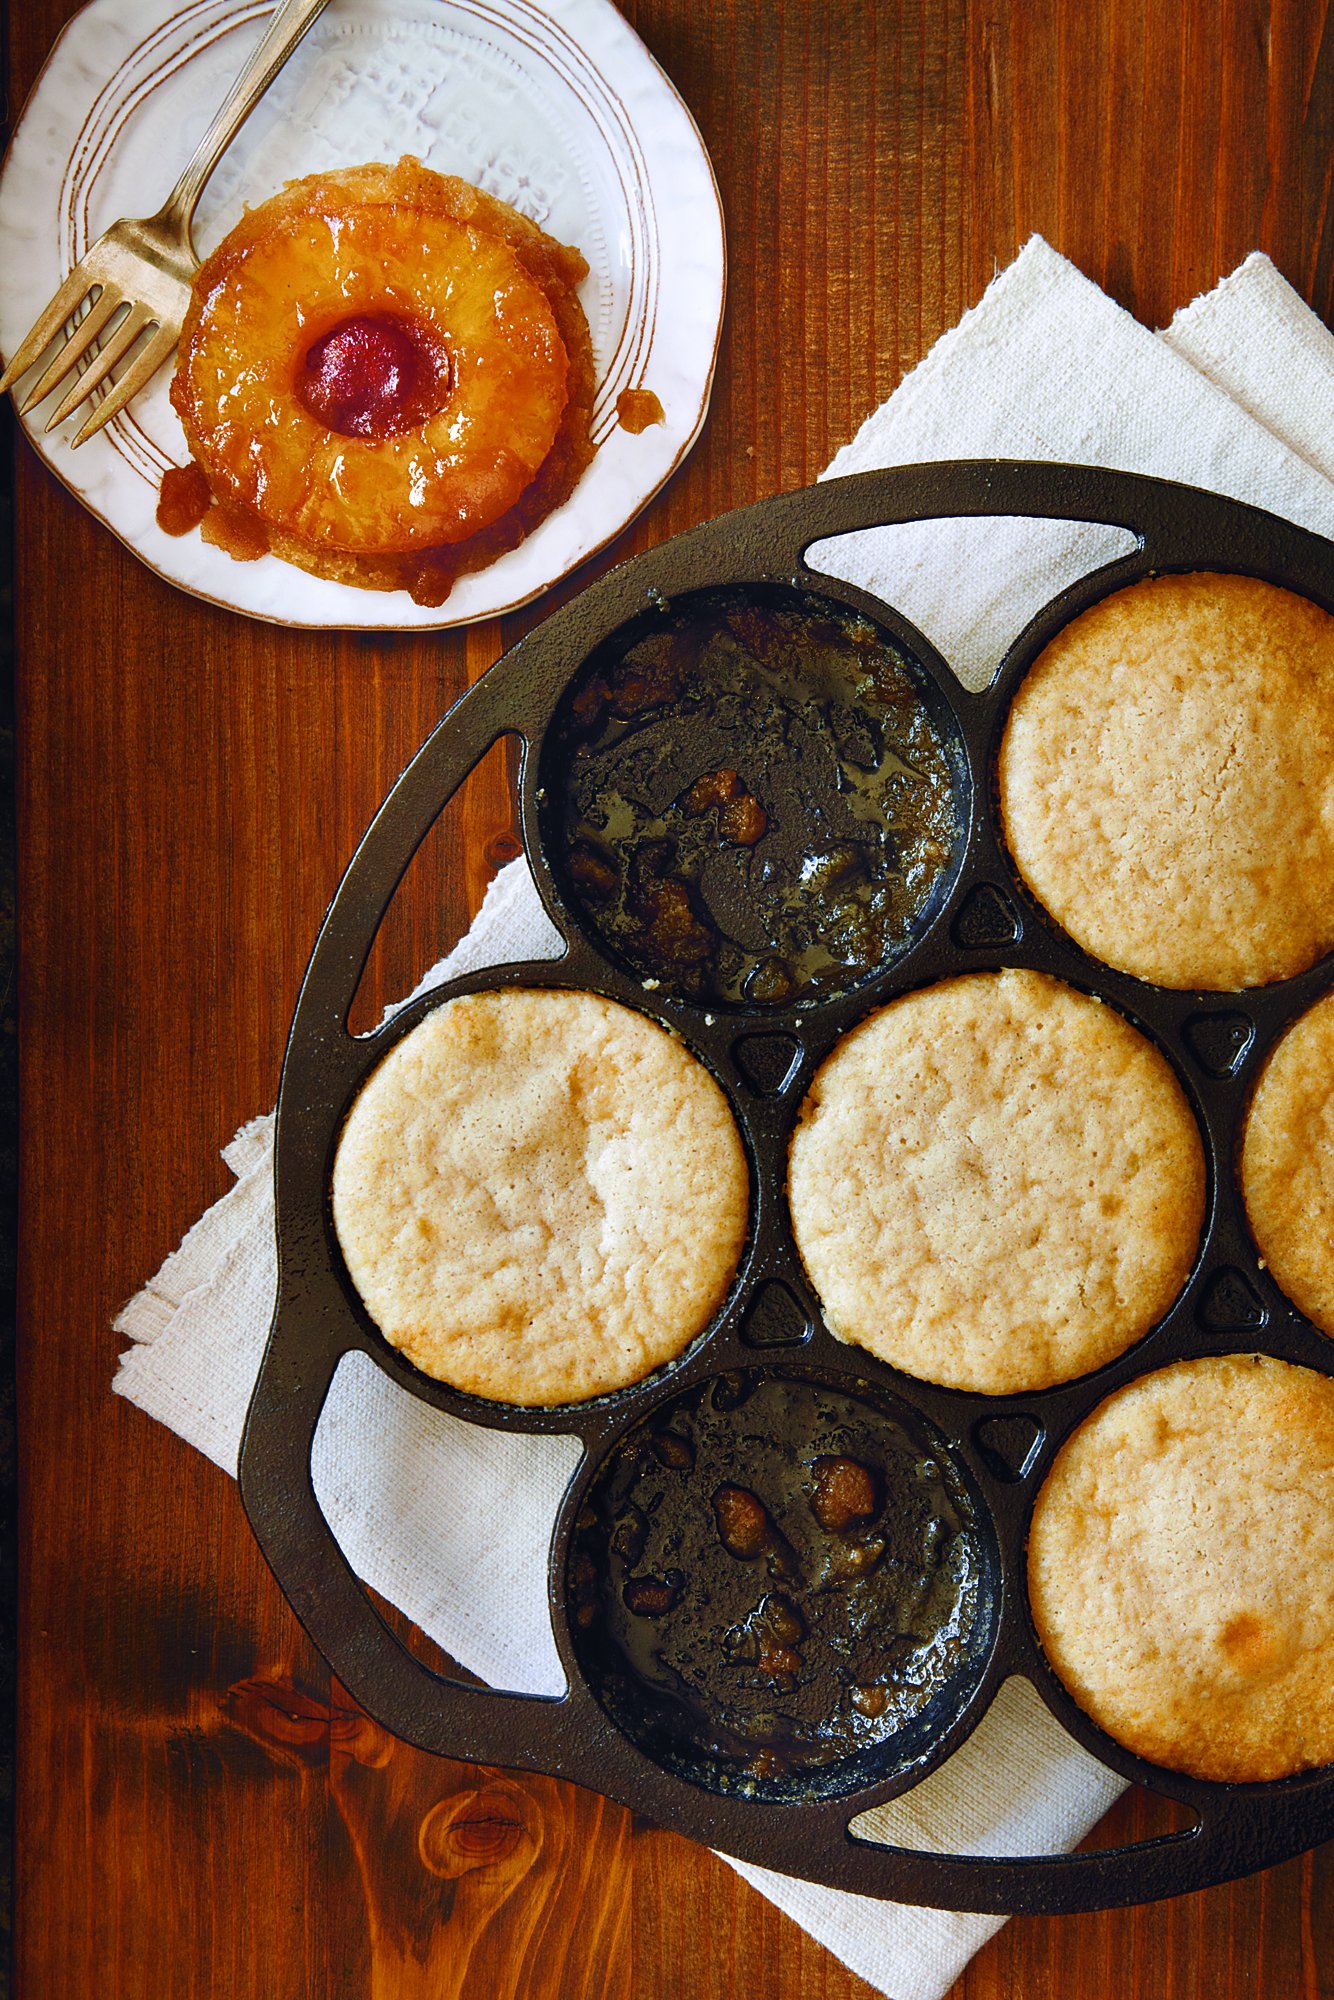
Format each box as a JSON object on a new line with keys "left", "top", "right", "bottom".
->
{"left": 10, "top": 1, "right": 1334, "bottom": 1996}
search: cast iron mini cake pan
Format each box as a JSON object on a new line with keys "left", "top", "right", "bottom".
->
{"left": 239, "top": 460, "right": 1334, "bottom": 1915}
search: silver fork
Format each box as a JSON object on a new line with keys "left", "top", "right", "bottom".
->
{"left": 0, "top": 0, "right": 333, "bottom": 446}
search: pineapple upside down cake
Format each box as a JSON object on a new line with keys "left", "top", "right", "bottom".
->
{"left": 161, "top": 159, "right": 596, "bottom": 606}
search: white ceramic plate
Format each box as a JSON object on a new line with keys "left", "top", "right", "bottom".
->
{"left": 0, "top": 0, "right": 725, "bottom": 627}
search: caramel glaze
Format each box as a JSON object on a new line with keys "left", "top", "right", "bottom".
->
{"left": 164, "top": 167, "right": 597, "bottom": 605}
{"left": 616, "top": 387, "right": 665, "bottom": 432}
{"left": 155, "top": 463, "right": 212, "bottom": 538}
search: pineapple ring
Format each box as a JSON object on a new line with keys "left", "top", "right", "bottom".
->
{"left": 172, "top": 163, "right": 583, "bottom": 558}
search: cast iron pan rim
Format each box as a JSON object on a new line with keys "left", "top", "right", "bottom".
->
{"left": 240, "top": 460, "right": 1334, "bottom": 1914}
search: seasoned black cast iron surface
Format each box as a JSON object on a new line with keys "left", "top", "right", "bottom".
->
{"left": 549, "top": 586, "right": 962, "bottom": 1007}
{"left": 568, "top": 1367, "right": 995, "bottom": 1801}
{"left": 239, "top": 461, "right": 1334, "bottom": 1915}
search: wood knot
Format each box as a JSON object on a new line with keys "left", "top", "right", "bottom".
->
{"left": 418, "top": 1781, "right": 539, "bottom": 1881}
{"left": 484, "top": 831, "right": 522, "bottom": 870}
{"left": 222, "top": 1677, "right": 330, "bottom": 1762}
{"left": 221, "top": 1677, "right": 392, "bottom": 1767}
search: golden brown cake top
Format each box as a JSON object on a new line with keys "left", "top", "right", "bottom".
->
{"left": 787, "top": 968, "right": 1204, "bottom": 1394}
{"left": 999, "top": 571, "right": 1334, "bottom": 989}
{"left": 331, "top": 988, "right": 748, "bottom": 1407}
{"left": 1028, "top": 1354, "right": 1334, "bottom": 1782}
{"left": 1241, "top": 987, "right": 1334, "bottom": 1336}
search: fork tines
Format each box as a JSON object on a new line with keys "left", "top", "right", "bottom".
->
{"left": 1, "top": 272, "right": 178, "bottom": 447}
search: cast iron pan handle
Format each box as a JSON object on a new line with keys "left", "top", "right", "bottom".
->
{"left": 238, "top": 1332, "right": 588, "bottom": 1772}
{"left": 240, "top": 666, "right": 584, "bottom": 1771}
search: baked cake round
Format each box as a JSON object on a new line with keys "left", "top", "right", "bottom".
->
{"left": 168, "top": 159, "right": 595, "bottom": 603}
{"left": 331, "top": 988, "right": 748, "bottom": 1406}
{"left": 1241, "top": 988, "right": 1334, "bottom": 1335}
{"left": 1028, "top": 1354, "right": 1334, "bottom": 1782}
{"left": 999, "top": 572, "right": 1334, "bottom": 989}
{"left": 787, "top": 969, "right": 1205, "bottom": 1393}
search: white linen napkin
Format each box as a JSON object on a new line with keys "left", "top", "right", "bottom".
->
{"left": 114, "top": 236, "right": 1334, "bottom": 2000}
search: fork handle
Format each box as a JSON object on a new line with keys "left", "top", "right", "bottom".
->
{"left": 153, "top": 0, "right": 335, "bottom": 250}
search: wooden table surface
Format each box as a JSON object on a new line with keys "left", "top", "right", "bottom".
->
{"left": 11, "top": 0, "right": 1334, "bottom": 1994}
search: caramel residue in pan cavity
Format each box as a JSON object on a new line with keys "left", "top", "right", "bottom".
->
{"left": 568, "top": 1370, "right": 987, "bottom": 1799}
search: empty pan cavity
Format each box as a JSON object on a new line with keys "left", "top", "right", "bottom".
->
{"left": 566, "top": 1366, "right": 998, "bottom": 1802}
{"left": 540, "top": 585, "right": 968, "bottom": 1009}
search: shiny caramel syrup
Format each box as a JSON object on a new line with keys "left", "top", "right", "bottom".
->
{"left": 616, "top": 386, "right": 665, "bottom": 432}
{"left": 162, "top": 163, "right": 597, "bottom": 604}
{"left": 155, "top": 462, "right": 212, "bottom": 537}
{"left": 568, "top": 1370, "right": 987, "bottom": 1800}
{"left": 549, "top": 590, "right": 961, "bottom": 1005}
